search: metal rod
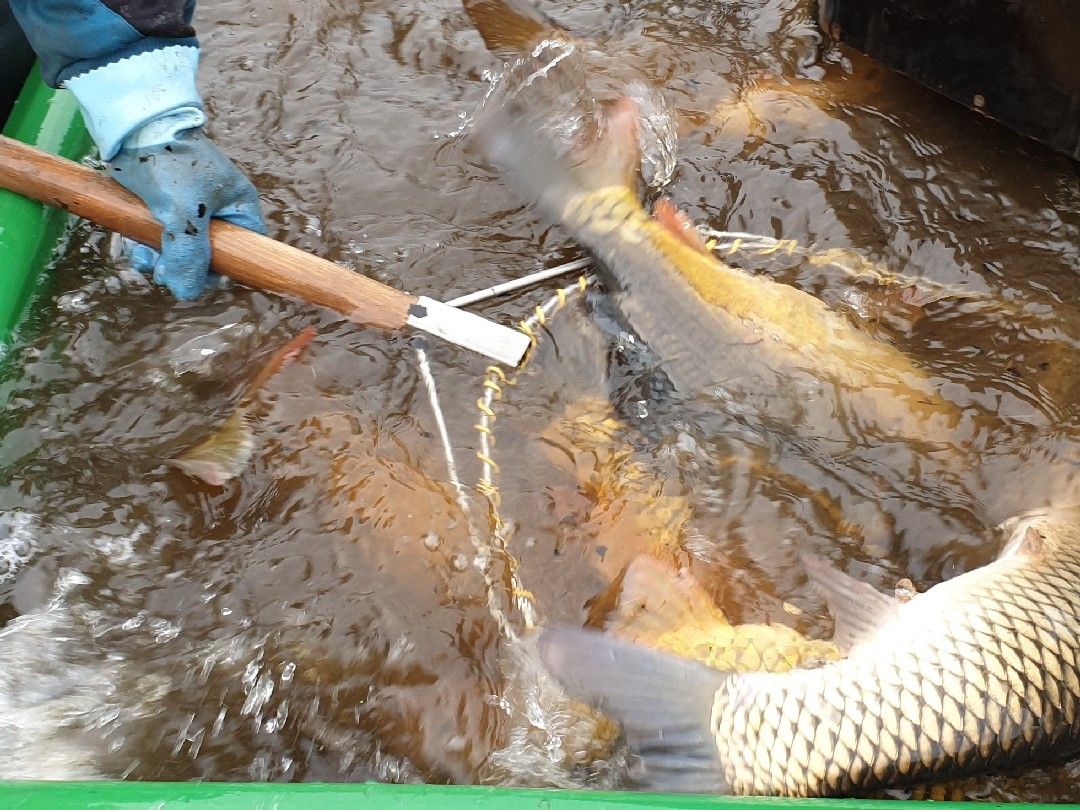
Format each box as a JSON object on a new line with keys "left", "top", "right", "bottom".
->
{"left": 445, "top": 258, "right": 591, "bottom": 308}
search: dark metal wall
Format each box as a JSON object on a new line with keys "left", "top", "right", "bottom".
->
{"left": 1, "top": 0, "right": 35, "bottom": 125}
{"left": 819, "top": 0, "right": 1080, "bottom": 160}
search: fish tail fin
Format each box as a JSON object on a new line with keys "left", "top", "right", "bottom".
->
{"left": 168, "top": 409, "right": 254, "bottom": 487}
{"left": 463, "top": 0, "right": 566, "bottom": 57}
{"left": 538, "top": 626, "right": 730, "bottom": 792}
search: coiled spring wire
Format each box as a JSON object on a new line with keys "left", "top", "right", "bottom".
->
{"left": 472, "top": 275, "right": 593, "bottom": 637}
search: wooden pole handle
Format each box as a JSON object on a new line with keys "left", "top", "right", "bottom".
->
{"left": 0, "top": 134, "right": 413, "bottom": 330}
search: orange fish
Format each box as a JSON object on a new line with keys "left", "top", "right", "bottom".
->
{"left": 169, "top": 327, "right": 316, "bottom": 486}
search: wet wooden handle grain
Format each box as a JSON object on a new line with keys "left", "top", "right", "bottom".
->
{"left": 0, "top": 134, "right": 413, "bottom": 330}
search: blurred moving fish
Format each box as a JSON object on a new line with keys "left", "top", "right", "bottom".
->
{"left": 540, "top": 506, "right": 1080, "bottom": 796}
{"left": 468, "top": 5, "right": 977, "bottom": 451}
{"left": 464, "top": 0, "right": 678, "bottom": 191}
{"left": 466, "top": 4, "right": 977, "bottom": 344}
{"left": 530, "top": 406, "right": 834, "bottom": 661}
{"left": 169, "top": 327, "right": 316, "bottom": 486}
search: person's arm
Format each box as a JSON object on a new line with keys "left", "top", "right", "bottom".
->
{"left": 9, "top": 0, "right": 265, "bottom": 299}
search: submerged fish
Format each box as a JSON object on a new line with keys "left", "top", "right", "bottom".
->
{"left": 0, "top": 512, "right": 38, "bottom": 587}
{"left": 169, "top": 327, "right": 316, "bottom": 486}
{"left": 539, "top": 506, "right": 1080, "bottom": 796}
{"left": 602, "top": 555, "right": 840, "bottom": 674}
{"left": 469, "top": 20, "right": 978, "bottom": 451}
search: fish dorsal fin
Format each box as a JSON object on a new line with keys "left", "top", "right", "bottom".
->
{"left": 801, "top": 553, "right": 901, "bottom": 655}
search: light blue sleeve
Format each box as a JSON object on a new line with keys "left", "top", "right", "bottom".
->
{"left": 8, "top": 0, "right": 204, "bottom": 159}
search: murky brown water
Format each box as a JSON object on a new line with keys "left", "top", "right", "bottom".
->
{"left": 1, "top": 0, "right": 1079, "bottom": 798}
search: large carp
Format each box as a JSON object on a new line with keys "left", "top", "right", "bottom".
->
{"left": 468, "top": 3, "right": 983, "bottom": 454}
{"left": 539, "top": 506, "right": 1080, "bottom": 795}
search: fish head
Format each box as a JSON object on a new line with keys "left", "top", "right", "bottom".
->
{"left": 473, "top": 71, "right": 647, "bottom": 225}
{"left": 584, "top": 96, "right": 645, "bottom": 190}
{"left": 996, "top": 504, "right": 1080, "bottom": 561}
{"left": 463, "top": 0, "right": 676, "bottom": 192}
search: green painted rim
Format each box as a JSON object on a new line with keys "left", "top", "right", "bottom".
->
{"left": 0, "top": 65, "right": 91, "bottom": 346}
{"left": 0, "top": 781, "right": 1055, "bottom": 810}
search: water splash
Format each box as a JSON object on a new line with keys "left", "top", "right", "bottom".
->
{"left": 0, "top": 512, "right": 38, "bottom": 585}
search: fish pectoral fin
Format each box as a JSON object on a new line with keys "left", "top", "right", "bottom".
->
{"left": 538, "top": 626, "right": 729, "bottom": 793}
{"left": 241, "top": 326, "right": 317, "bottom": 405}
{"left": 800, "top": 552, "right": 901, "bottom": 655}
{"left": 651, "top": 198, "right": 709, "bottom": 253}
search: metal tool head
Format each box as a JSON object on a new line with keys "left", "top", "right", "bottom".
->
{"left": 406, "top": 296, "right": 531, "bottom": 366}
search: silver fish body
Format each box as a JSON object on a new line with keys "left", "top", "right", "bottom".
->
{"left": 540, "top": 507, "right": 1080, "bottom": 796}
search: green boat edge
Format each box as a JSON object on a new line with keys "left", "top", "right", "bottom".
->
{"left": 0, "top": 67, "right": 91, "bottom": 347}
{"left": 0, "top": 781, "right": 1056, "bottom": 810}
{"left": 0, "top": 70, "right": 1073, "bottom": 810}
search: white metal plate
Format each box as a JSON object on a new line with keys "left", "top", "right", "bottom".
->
{"left": 406, "top": 296, "right": 530, "bottom": 366}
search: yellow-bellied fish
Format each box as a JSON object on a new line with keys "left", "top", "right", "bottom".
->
{"left": 467, "top": 2, "right": 981, "bottom": 453}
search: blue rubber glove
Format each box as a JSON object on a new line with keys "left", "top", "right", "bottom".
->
{"left": 6, "top": 1, "right": 265, "bottom": 300}
{"left": 109, "top": 124, "right": 266, "bottom": 300}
